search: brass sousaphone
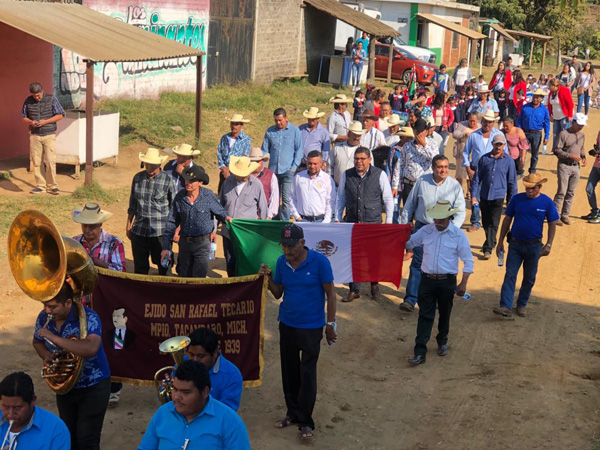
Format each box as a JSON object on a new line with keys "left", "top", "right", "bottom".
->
{"left": 154, "top": 336, "right": 190, "bottom": 403}
{"left": 8, "top": 210, "right": 98, "bottom": 394}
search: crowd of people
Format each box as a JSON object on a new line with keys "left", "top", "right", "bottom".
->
{"left": 9, "top": 52, "right": 599, "bottom": 448}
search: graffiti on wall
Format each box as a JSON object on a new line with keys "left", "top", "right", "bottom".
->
{"left": 56, "top": 4, "right": 208, "bottom": 107}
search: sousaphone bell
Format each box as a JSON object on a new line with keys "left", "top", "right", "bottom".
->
{"left": 154, "top": 336, "right": 191, "bottom": 403}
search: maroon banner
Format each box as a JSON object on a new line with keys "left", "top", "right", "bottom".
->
{"left": 92, "top": 269, "right": 266, "bottom": 387}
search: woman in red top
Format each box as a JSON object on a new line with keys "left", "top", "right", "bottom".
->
{"left": 489, "top": 61, "right": 513, "bottom": 102}
{"left": 547, "top": 78, "right": 574, "bottom": 145}
{"left": 431, "top": 91, "right": 454, "bottom": 156}
{"left": 508, "top": 69, "right": 526, "bottom": 117}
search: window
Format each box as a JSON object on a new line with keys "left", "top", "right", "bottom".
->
{"left": 452, "top": 32, "right": 459, "bottom": 49}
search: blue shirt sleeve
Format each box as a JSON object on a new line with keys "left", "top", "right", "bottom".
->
{"left": 21, "top": 101, "right": 28, "bottom": 118}
{"left": 516, "top": 109, "right": 524, "bottom": 129}
{"left": 506, "top": 158, "right": 517, "bottom": 203}
{"left": 86, "top": 309, "right": 102, "bottom": 337}
{"left": 504, "top": 195, "right": 517, "bottom": 217}
{"left": 222, "top": 413, "right": 252, "bottom": 450}
{"left": 318, "top": 254, "right": 334, "bottom": 285}
{"left": 51, "top": 96, "right": 66, "bottom": 116}
{"left": 273, "top": 256, "right": 283, "bottom": 285}
{"left": 463, "top": 134, "right": 473, "bottom": 166}
{"left": 291, "top": 127, "right": 303, "bottom": 172}
{"left": 217, "top": 135, "right": 227, "bottom": 168}
{"left": 261, "top": 130, "right": 270, "bottom": 156}
{"left": 33, "top": 312, "right": 44, "bottom": 342}
{"left": 543, "top": 107, "right": 551, "bottom": 138}
{"left": 546, "top": 196, "right": 560, "bottom": 222}
{"left": 470, "top": 157, "right": 482, "bottom": 197}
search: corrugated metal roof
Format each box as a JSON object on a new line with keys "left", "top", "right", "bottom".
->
{"left": 0, "top": 0, "right": 204, "bottom": 62}
{"left": 505, "top": 29, "right": 553, "bottom": 41}
{"left": 489, "top": 23, "right": 517, "bottom": 43}
{"left": 304, "top": 0, "right": 399, "bottom": 37}
{"left": 416, "top": 13, "right": 486, "bottom": 40}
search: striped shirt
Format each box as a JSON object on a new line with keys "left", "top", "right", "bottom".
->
{"left": 128, "top": 170, "right": 174, "bottom": 237}
{"left": 73, "top": 231, "right": 126, "bottom": 272}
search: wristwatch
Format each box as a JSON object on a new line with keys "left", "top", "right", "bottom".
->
{"left": 326, "top": 321, "right": 336, "bottom": 327}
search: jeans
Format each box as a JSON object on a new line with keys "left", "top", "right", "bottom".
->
{"left": 279, "top": 322, "right": 323, "bottom": 430}
{"left": 508, "top": 102, "right": 517, "bottom": 117}
{"left": 130, "top": 234, "right": 168, "bottom": 275}
{"left": 524, "top": 130, "right": 542, "bottom": 174}
{"left": 553, "top": 162, "right": 580, "bottom": 220}
{"left": 577, "top": 91, "right": 591, "bottom": 115}
{"left": 56, "top": 378, "right": 111, "bottom": 450}
{"left": 499, "top": 240, "right": 542, "bottom": 309}
{"left": 351, "top": 63, "right": 364, "bottom": 88}
{"left": 586, "top": 167, "right": 600, "bottom": 212}
{"left": 177, "top": 237, "right": 210, "bottom": 277}
{"left": 404, "top": 221, "right": 427, "bottom": 306}
{"left": 480, "top": 198, "right": 504, "bottom": 253}
{"left": 223, "top": 236, "right": 236, "bottom": 277}
{"left": 552, "top": 118, "right": 571, "bottom": 149}
{"left": 414, "top": 275, "right": 456, "bottom": 357}
{"left": 276, "top": 171, "right": 295, "bottom": 221}
{"left": 436, "top": 128, "right": 449, "bottom": 156}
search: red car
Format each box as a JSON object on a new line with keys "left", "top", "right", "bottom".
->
{"left": 374, "top": 43, "right": 439, "bottom": 85}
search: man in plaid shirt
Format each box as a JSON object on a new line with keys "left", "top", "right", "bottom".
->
{"left": 217, "top": 114, "right": 252, "bottom": 191}
{"left": 127, "top": 148, "right": 174, "bottom": 275}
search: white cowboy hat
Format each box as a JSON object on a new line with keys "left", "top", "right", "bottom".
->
{"left": 228, "top": 113, "right": 250, "bottom": 123}
{"left": 73, "top": 202, "right": 112, "bottom": 224}
{"left": 303, "top": 107, "right": 326, "bottom": 119}
{"left": 384, "top": 114, "right": 405, "bottom": 127}
{"left": 477, "top": 83, "right": 490, "bottom": 93}
{"left": 172, "top": 143, "right": 200, "bottom": 156}
{"left": 347, "top": 121, "right": 366, "bottom": 135}
{"left": 426, "top": 201, "right": 462, "bottom": 219}
{"left": 531, "top": 88, "right": 548, "bottom": 97}
{"left": 249, "top": 147, "right": 269, "bottom": 162}
{"left": 481, "top": 110, "right": 499, "bottom": 122}
{"left": 139, "top": 148, "right": 168, "bottom": 165}
{"left": 229, "top": 156, "right": 260, "bottom": 177}
{"left": 395, "top": 126, "right": 414, "bottom": 138}
{"left": 329, "top": 94, "right": 351, "bottom": 104}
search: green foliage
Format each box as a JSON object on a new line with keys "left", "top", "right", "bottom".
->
{"left": 480, "top": 0, "right": 527, "bottom": 30}
{"left": 71, "top": 181, "right": 127, "bottom": 203}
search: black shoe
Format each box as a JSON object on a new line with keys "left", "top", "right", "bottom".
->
{"left": 408, "top": 355, "right": 426, "bottom": 365}
{"left": 582, "top": 211, "right": 598, "bottom": 220}
{"left": 30, "top": 187, "right": 44, "bottom": 194}
{"left": 438, "top": 344, "right": 449, "bottom": 356}
{"left": 399, "top": 301, "right": 415, "bottom": 312}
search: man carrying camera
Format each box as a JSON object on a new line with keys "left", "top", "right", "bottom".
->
{"left": 552, "top": 113, "right": 587, "bottom": 226}
{"left": 584, "top": 129, "right": 600, "bottom": 223}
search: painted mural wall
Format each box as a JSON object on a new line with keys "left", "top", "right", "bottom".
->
{"left": 55, "top": 0, "right": 209, "bottom": 108}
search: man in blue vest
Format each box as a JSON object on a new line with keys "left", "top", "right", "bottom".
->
{"left": 21, "top": 82, "right": 65, "bottom": 195}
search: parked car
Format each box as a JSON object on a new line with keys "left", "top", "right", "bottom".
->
{"left": 374, "top": 43, "right": 438, "bottom": 85}
{"left": 394, "top": 37, "right": 437, "bottom": 64}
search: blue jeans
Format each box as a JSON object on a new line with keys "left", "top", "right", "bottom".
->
{"left": 499, "top": 241, "right": 542, "bottom": 309}
{"left": 404, "top": 221, "right": 427, "bottom": 306}
{"left": 586, "top": 167, "right": 600, "bottom": 212}
{"left": 276, "top": 171, "right": 295, "bottom": 221}
{"left": 351, "top": 63, "right": 363, "bottom": 88}
{"left": 436, "top": 128, "right": 449, "bottom": 156}
{"left": 469, "top": 173, "right": 481, "bottom": 227}
{"left": 577, "top": 91, "right": 591, "bottom": 115}
{"left": 552, "top": 118, "right": 571, "bottom": 148}
{"left": 524, "top": 130, "right": 542, "bottom": 174}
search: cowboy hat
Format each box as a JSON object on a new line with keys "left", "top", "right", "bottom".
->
{"left": 303, "top": 107, "right": 326, "bottom": 119}
{"left": 426, "top": 116, "right": 436, "bottom": 128}
{"left": 384, "top": 114, "right": 405, "bottom": 127}
{"left": 347, "top": 121, "right": 366, "bottom": 135}
{"left": 329, "top": 94, "right": 351, "bottom": 104}
{"left": 73, "top": 202, "right": 112, "bottom": 224}
{"left": 481, "top": 110, "right": 499, "bottom": 122}
{"left": 360, "top": 109, "right": 377, "bottom": 119}
{"left": 228, "top": 113, "right": 250, "bottom": 123}
{"left": 229, "top": 156, "right": 260, "bottom": 177}
{"left": 249, "top": 147, "right": 269, "bottom": 162}
{"left": 139, "top": 148, "right": 168, "bottom": 165}
{"left": 172, "top": 143, "right": 200, "bottom": 156}
{"left": 477, "top": 83, "right": 490, "bottom": 93}
{"left": 182, "top": 165, "right": 210, "bottom": 184}
{"left": 522, "top": 173, "right": 548, "bottom": 188}
{"left": 531, "top": 88, "right": 548, "bottom": 97}
{"left": 426, "top": 201, "right": 462, "bottom": 219}
{"left": 395, "top": 126, "right": 414, "bottom": 138}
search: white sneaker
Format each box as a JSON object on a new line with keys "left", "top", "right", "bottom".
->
{"left": 108, "top": 390, "right": 121, "bottom": 408}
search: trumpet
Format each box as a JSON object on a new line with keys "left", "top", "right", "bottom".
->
{"left": 154, "top": 336, "right": 190, "bottom": 404}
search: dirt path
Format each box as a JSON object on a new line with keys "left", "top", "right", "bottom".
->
{"left": 1, "top": 106, "right": 600, "bottom": 450}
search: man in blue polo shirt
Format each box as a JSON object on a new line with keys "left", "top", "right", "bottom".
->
{"left": 33, "top": 282, "right": 111, "bottom": 450}
{"left": 0, "top": 371, "right": 69, "bottom": 450}
{"left": 494, "top": 173, "right": 559, "bottom": 318}
{"left": 259, "top": 224, "right": 337, "bottom": 440}
{"left": 185, "top": 327, "right": 243, "bottom": 411}
{"left": 517, "top": 88, "right": 550, "bottom": 174}
{"left": 138, "top": 360, "right": 250, "bottom": 450}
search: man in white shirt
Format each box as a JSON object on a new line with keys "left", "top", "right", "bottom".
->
{"left": 359, "top": 109, "right": 386, "bottom": 151}
{"left": 376, "top": 101, "right": 392, "bottom": 134}
{"left": 405, "top": 201, "right": 474, "bottom": 365}
{"left": 327, "top": 94, "right": 352, "bottom": 144}
{"left": 329, "top": 121, "right": 364, "bottom": 186}
{"left": 290, "top": 151, "right": 335, "bottom": 223}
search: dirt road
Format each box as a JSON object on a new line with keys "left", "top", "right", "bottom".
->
{"left": 1, "top": 106, "right": 599, "bottom": 450}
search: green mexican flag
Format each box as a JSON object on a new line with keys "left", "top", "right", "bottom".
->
{"left": 226, "top": 219, "right": 289, "bottom": 276}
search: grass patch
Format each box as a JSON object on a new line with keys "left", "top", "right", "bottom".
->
{"left": 0, "top": 171, "right": 10, "bottom": 181}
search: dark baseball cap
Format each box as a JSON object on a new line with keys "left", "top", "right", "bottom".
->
{"left": 182, "top": 165, "right": 209, "bottom": 184}
{"left": 280, "top": 224, "right": 304, "bottom": 245}
{"left": 413, "top": 118, "right": 428, "bottom": 135}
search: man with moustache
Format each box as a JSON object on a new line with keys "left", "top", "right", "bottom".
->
{"left": 290, "top": 151, "right": 335, "bottom": 223}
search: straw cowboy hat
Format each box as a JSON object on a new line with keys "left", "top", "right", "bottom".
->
{"left": 303, "top": 107, "right": 326, "bottom": 119}
{"left": 395, "top": 126, "right": 414, "bottom": 138}
{"left": 228, "top": 113, "right": 250, "bottom": 123}
{"left": 73, "top": 202, "right": 113, "bottom": 224}
{"left": 477, "top": 83, "right": 490, "bottom": 93}
{"left": 522, "top": 173, "right": 548, "bottom": 188}
{"left": 139, "top": 148, "right": 168, "bottom": 165}
{"left": 229, "top": 156, "right": 259, "bottom": 177}
{"left": 329, "top": 94, "right": 351, "bottom": 104}
{"left": 249, "top": 147, "right": 269, "bottom": 162}
{"left": 531, "top": 88, "right": 548, "bottom": 96}
{"left": 481, "top": 110, "right": 499, "bottom": 122}
{"left": 426, "top": 201, "right": 462, "bottom": 219}
{"left": 384, "top": 114, "right": 405, "bottom": 127}
{"left": 347, "top": 121, "right": 366, "bottom": 135}
{"left": 172, "top": 143, "right": 200, "bottom": 156}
